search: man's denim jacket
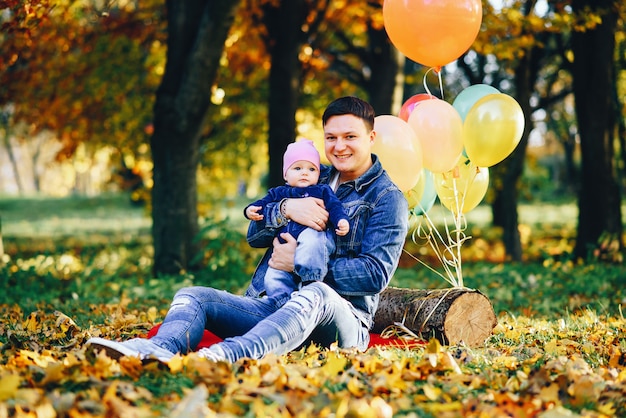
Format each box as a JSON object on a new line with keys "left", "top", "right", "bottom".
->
{"left": 244, "top": 155, "right": 409, "bottom": 330}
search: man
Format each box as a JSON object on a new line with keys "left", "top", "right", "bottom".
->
{"left": 87, "top": 96, "right": 408, "bottom": 362}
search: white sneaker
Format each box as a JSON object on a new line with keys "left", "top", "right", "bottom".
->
{"left": 86, "top": 337, "right": 175, "bottom": 363}
{"left": 196, "top": 345, "right": 228, "bottom": 362}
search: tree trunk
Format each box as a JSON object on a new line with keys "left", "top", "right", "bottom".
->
{"left": 365, "top": 25, "right": 404, "bottom": 116}
{"left": 490, "top": 1, "right": 542, "bottom": 262}
{"left": 1, "top": 122, "right": 23, "bottom": 194}
{"left": 571, "top": 0, "right": 622, "bottom": 260}
{"left": 0, "top": 217, "right": 4, "bottom": 267}
{"left": 151, "top": 0, "right": 240, "bottom": 275}
{"left": 373, "top": 287, "right": 497, "bottom": 347}
{"left": 491, "top": 55, "right": 533, "bottom": 261}
{"left": 263, "top": 0, "right": 309, "bottom": 188}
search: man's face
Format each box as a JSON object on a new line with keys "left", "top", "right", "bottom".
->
{"left": 324, "top": 114, "right": 375, "bottom": 182}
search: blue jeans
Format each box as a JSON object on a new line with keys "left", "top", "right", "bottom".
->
{"left": 150, "top": 281, "right": 370, "bottom": 362}
{"left": 264, "top": 228, "right": 335, "bottom": 304}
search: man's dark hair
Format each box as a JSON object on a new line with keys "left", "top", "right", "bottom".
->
{"left": 322, "top": 96, "right": 375, "bottom": 132}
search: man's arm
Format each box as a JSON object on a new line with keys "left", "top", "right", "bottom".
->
{"left": 324, "top": 188, "right": 408, "bottom": 295}
{"left": 281, "top": 197, "right": 328, "bottom": 231}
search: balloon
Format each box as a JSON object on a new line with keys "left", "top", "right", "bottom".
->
{"left": 452, "top": 84, "right": 500, "bottom": 121}
{"left": 404, "top": 174, "right": 425, "bottom": 210}
{"left": 435, "top": 159, "right": 489, "bottom": 214}
{"left": 372, "top": 115, "right": 423, "bottom": 192}
{"left": 407, "top": 100, "right": 463, "bottom": 174}
{"left": 399, "top": 93, "right": 437, "bottom": 122}
{"left": 412, "top": 169, "right": 437, "bottom": 216}
{"left": 383, "top": 0, "right": 483, "bottom": 68}
{"left": 463, "top": 94, "right": 525, "bottom": 167}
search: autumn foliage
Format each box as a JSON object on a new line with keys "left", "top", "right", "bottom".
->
{"left": 1, "top": 304, "right": 624, "bottom": 417}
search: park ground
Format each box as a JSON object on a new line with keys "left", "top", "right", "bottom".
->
{"left": 0, "top": 194, "right": 625, "bottom": 417}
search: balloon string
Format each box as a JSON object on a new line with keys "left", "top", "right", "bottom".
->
{"left": 422, "top": 67, "right": 445, "bottom": 100}
{"left": 422, "top": 68, "right": 433, "bottom": 97}
{"left": 437, "top": 69, "right": 444, "bottom": 100}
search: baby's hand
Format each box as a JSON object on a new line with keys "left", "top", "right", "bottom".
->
{"left": 335, "top": 219, "right": 350, "bottom": 236}
{"left": 246, "top": 205, "right": 264, "bottom": 221}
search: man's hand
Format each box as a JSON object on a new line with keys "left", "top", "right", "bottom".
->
{"left": 283, "top": 198, "right": 328, "bottom": 231}
{"left": 269, "top": 233, "right": 297, "bottom": 272}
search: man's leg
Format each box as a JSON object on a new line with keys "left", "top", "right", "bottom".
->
{"left": 87, "top": 286, "right": 278, "bottom": 361}
{"left": 200, "top": 282, "right": 369, "bottom": 362}
{"left": 152, "top": 286, "right": 278, "bottom": 354}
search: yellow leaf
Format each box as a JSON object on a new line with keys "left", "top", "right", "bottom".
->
{"left": 321, "top": 351, "right": 348, "bottom": 376}
{"left": 426, "top": 338, "right": 441, "bottom": 367}
{"left": 0, "top": 374, "right": 20, "bottom": 401}
{"left": 539, "top": 382, "right": 560, "bottom": 403}
{"left": 147, "top": 306, "right": 158, "bottom": 323}
{"left": 39, "top": 362, "right": 66, "bottom": 386}
{"left": 597, "top": 402, "right": 616, "bottom": 416}
{"left": 493, "top": 355, "right": 519, "bottom": 370}
{"left": 167, "top": 354, "right": 184, "bottom": 373}
{"left": 568, "top": 375, "right": 603, "bottom": 406}
{"left": 370, "top": 397, "right": 393, "bottom": 418}
{"left": 423, "top": 401, "right": 463, "bottom": 414}
{"left": 24, "top": 311, "right": 40, "bottom": 333}
{"left": 608, "top": 346, "right": 622, "bottom": 368}
{"left": 55, "top": 311, "right": 79, "bottom": 335}
{"left": 422, "top": 383, "right": 441, "bottom": 401}
{"left": 347, "top": 377, "right": 366, "bottom": 397}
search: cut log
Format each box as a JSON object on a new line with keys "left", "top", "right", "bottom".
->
{"left": 373, "top": 287, "right": 497, "bottom": 347}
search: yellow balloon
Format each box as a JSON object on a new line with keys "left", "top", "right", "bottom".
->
{"left": 373, "top": 115, "right": 423, "bottom": 192}
{"left": 463, "top": 93, "right": 525, "bottom": 167}
{"left": 404, "top": 172, "right": 426, "bottom": 210}
{"left": 435, "top": 159, "right": 489, "bottom": 214}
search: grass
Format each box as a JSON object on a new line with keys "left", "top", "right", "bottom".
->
{"left": 1, "top": 194, "right": 625, "bottom": 417}
{"left": 1, "top": 193, "right": 624, "bottom": 318}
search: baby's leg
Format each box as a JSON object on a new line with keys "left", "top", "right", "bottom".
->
{"left": 264, "top": 267, "right": 297, "bottom": 305}
{"left": 294, "top": 228, "right": 335, "bottom": 283}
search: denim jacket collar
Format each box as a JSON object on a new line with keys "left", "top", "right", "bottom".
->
{"left": 319, "top": 154, "right": 383, "bottom": 192}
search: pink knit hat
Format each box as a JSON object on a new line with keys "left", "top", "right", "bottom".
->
{"left": 283, "top": 139, "right": 320, "bottom": 178}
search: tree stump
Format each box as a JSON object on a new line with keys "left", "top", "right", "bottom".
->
{"left": 373, "top": 287, "right": 497, "bottom": 347}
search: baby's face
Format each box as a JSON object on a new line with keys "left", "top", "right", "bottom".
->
{"left": 284, "top": 160, "right": 320, "bottom": 187}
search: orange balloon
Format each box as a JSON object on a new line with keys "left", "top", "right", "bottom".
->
{"left": 407, "top": 100, "right": 463, "bottom": 174}
{"left": 383, "top": 0, "right": 482, "bottom": 67}
{"left": 372, "top": 115, "right": 423, "bottom": 192}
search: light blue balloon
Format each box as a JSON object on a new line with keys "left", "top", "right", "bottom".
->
{"left": 411, "top": 170, "right": 437, "bottom": 216}
{"left": 453, "top": 84, "right": 500, "bottom": 121}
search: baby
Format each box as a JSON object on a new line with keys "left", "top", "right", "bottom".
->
{"left": 245, "top": 139, "right": 349, "bottom": 305}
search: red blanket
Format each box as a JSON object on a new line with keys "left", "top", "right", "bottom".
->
{"left": 147, "top": 324, "right": 424, "bottom": 350}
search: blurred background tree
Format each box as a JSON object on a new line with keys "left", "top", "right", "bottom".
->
{"left": 0, "top": 0, "right": 624, "bottom": 275}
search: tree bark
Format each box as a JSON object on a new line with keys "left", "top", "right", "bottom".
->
{"left": 151, "top": 0, "right": 240, "bottom": 275}
{"left": 571, "top": 0, "right": 622, "bottom": 260}
{"left": 263, "top": 0, "right": 310, "bottom": 188}
{"left": 490, "top": 0, "right": 541, "bottom": 262}
{"left": 491, "top": 55, "right": 533, "bottom": 261}
{"left": 1, "top": 119, "right": 23, "bottom": 194}
{"left": 0, "top": 217, "right": 4, "bottom": 266}
{"left": 373, "top": 287, "right": 497, "bottom": 347}
{"left": 365, "top": 23, "right": 404, "bottom": 115}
